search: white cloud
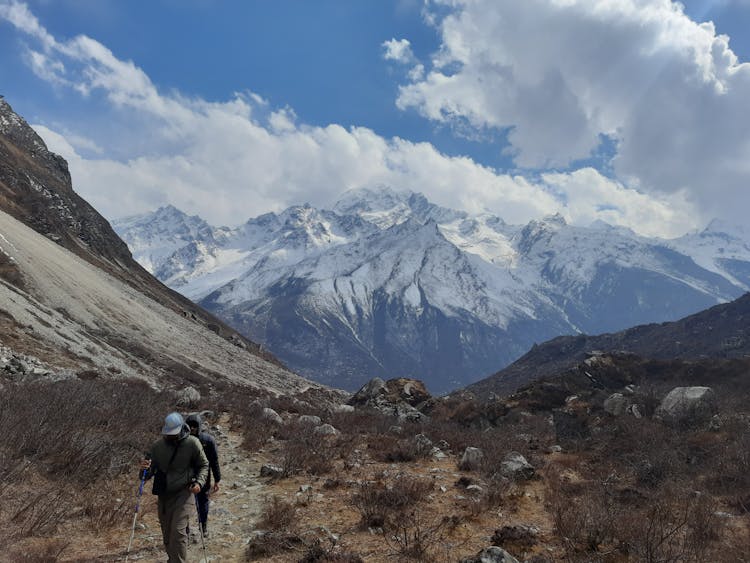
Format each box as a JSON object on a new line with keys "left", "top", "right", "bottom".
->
{"left": 394, "top": 0, "right": 750, "bottom": 228}
{"left": 382, "top": 38, "right": 415, "bottom": 64}
{"left": 4, "top": 1, "right": 699, "bottom": 237}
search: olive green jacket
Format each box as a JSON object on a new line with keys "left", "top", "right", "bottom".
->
{"left": 148, "top": 430, "right": 209, "bottom": 496}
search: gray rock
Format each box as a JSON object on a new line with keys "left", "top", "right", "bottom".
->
{"left": 389, "top": 425, "right": 403, "bottom": 435}
{"left": 431, "top": 447, "right": 448, "bottom": 460}
{"left": 603, "top": 393, "right": 629, "bottom": 416}
{"left": 260, "top": 464, "right": 284, "bottom": 478}
{"left": 547, "top": 445, "right": 562, "bottom": 454}
{"left": 298, "top": 415, "right": 322, "bottom": 426}
{"left": 414, "top": 433, "right": 433, "bottom": 453}
{"left": 314, "top": 423, "right": 339, "bottom": 436}
{"left": 708, "top": 414, "right": 723, "bottom": 431}
{"left": 349, "top": 377, "right": 386, "bottom": 404}
{"left": 460, "top": 546, "right": 520, "bottom": 563}
{"left": 334, "top": 404, "right": 355, "bottom": 413}
{"left": 656, "top": 386, "right": 717, "bottom": 424}
{"left": 261, "top": 407, "right": 283, "bottom": 425}
{"left": 459, "top": 447, "right": 485, "bottom": 471}
{"left": 500, "top": 452, "right": 535, "bottom": 481}
{"left": 176, "top": 386, "right": 201, "bottom": 407}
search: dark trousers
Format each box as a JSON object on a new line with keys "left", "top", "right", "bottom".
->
{"left": 196, "top": 488, "right": 210, "bottom": 525}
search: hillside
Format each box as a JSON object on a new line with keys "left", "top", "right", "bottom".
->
{"left": 0, "top": 96, "right": 313, "bottom": 394}
{"left": 467, "top": 291, "right": 750, "bottom": 398}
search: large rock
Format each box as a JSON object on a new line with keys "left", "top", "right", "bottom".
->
{"left": 349, "top": 377, "right": 387, "bottom": 405}
{"left": 603, "top": 393, "right": 629, "bottom": 416}
{"left": 176, "top": 386, "right": 201, "bottom": 407}
{"left": 656, "top": 387, "right": 717, "bottom": 424}
{"left": 460, "top": 546, "right": 520, "bottom": 563}
{"left": 313, "top": 423, "right": 340, "bottom": 436}
{"left": 499, "top": 452, "right": 535, "bottom": 481}
{"left": 459, "top": 447, "right": 485, "bottom": 471}
{"left": 298, "top": 415, "right": 322, "bottom": 426}
{"left": 261, "top": 407, "right": 283, "bottom": 425}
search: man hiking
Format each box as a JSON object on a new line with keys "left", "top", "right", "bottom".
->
{"left": 140, "top": 412, "right": 208, "bottom": 563}
{"left": 185, "top": 413, "right": 221, "bottom": 538}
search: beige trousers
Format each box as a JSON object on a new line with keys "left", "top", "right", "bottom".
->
{"left": 157, "top": 489, "right": 193, "bottom": 563}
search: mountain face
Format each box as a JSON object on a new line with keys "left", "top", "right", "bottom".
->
{"left": 114, "top": 188, "right": 750, "bottom": 393}
{"left": 0, "top": 97, "right": 314, "bottom": 394}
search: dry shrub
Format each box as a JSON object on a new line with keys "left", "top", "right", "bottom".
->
{"left": 258, "top": 495, "right": 297, "bottom": 532}
{"left": 369, "top": 434, "right": 424, "bottom": 463}
{"left": 350, "top": 475, "right": 433, "bottom": 530}
{"left": 245, "top": 531, "right": 304, "bottom": 561}
{"left": 546, "top": 469, "right": 622, "bottom": 553}
{"left": 0, "top": 379, "right": 171, "bottom": 541}
{"left": 7, "top": 539, "right": 69, "bottom": 562}
{"left": 618, "top": 491, "right": 723, "bottom": 562}
{"left": 383, "top": 508, "right": 446, "bottom": 562}
{"left": 246, "top": 495, "right": 303, "bottom": 560}
{"left": 278, "top": 424, "right": 335, "bottom": 476}
{"left": 299, "top": 540, "right": 364, "bottom": 562}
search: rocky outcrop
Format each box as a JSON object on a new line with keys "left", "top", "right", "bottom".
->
{"left": 348, "top": 377, "right": 431, "bottom": 422}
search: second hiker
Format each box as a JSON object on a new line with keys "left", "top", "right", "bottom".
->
{"left": 186, "top": 413, "right": 221, "bottom": 538}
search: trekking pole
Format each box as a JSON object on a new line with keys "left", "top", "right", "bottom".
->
{"left": 125, "top": 453, "right": 150, "bottom": 562}
{"left": 195, "top": 492, "right": 209, "bottom": 562}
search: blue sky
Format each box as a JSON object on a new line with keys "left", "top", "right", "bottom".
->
{"left": 1, "top": 0, "right": 750, "bottom": 238}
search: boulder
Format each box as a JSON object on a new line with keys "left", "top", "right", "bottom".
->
{"left": 500, "top": 452, "right": 535, "bottom": 481}
{"left": 261, "top": 407, "right": 283, "bottom": 425}
{"left": 414, "top": 433, "right": 433, "bottom": 454}
{"left": 260, "top": 464, "right": 284, "bottom": 478}
{"left": 176, "top": 386, "right": 201, "bottom": 407}
{"left": 460, "top": 546, "right": 520, "bottom": 563}
{"left": 459, "top": 447, "right": 485, "bottom": 471}
{"left": 603, "top": 393, "right": 629, "bottom": 416}
{"left": 656, "top": 387, "right": 717, "bottom": 424}
{"left": 298, "top": 415, "right": 322, "bottom": 426}
{"left": 333, "top": 404, "right": 355, "bottom": 414}
{"left": 314, "top": 423, "right": 339, "bottom": 436}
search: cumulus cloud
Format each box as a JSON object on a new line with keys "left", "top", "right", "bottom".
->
{"left": 382, "top": 38, "right": 415, "bottom": 64}
{"left": 2, "top": 0, "right": 699, "bottom": 237}
{"left": 396, "top": 0, "right": 750, "bottom": 227}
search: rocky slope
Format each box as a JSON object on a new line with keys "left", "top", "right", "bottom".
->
{"left": 115, "top": 187, "right": 750, "bottom": 393}
{"left": 0, "top": 97, "right": 312, "bottom": 394}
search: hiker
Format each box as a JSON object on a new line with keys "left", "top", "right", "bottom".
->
{"left": 185, "top": 413, "right": 221, "bottom": 538}
{"left": 140, "top": 412, "right": 209, "bottom": 563}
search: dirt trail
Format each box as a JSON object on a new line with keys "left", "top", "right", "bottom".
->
{"left": 111, "top": 415, "right": 269, "bottom": 562}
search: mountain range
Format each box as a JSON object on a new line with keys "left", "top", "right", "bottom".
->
{"left": 113, "top": 187, "right": 750, "bottom": 393}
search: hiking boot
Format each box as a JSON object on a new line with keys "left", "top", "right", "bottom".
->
{"left": 201, "top": 522, "right": 209, "bottom": 539}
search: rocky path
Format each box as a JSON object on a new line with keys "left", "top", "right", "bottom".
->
{"left": 119, "top": 414, "right": 268, "bottom": 562}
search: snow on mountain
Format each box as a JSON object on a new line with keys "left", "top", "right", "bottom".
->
{"left": 668, "top": 220, "right": 750, "bottom": 291}
{"left": 114, "top": 187, "right": 750, "bottom": 392}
